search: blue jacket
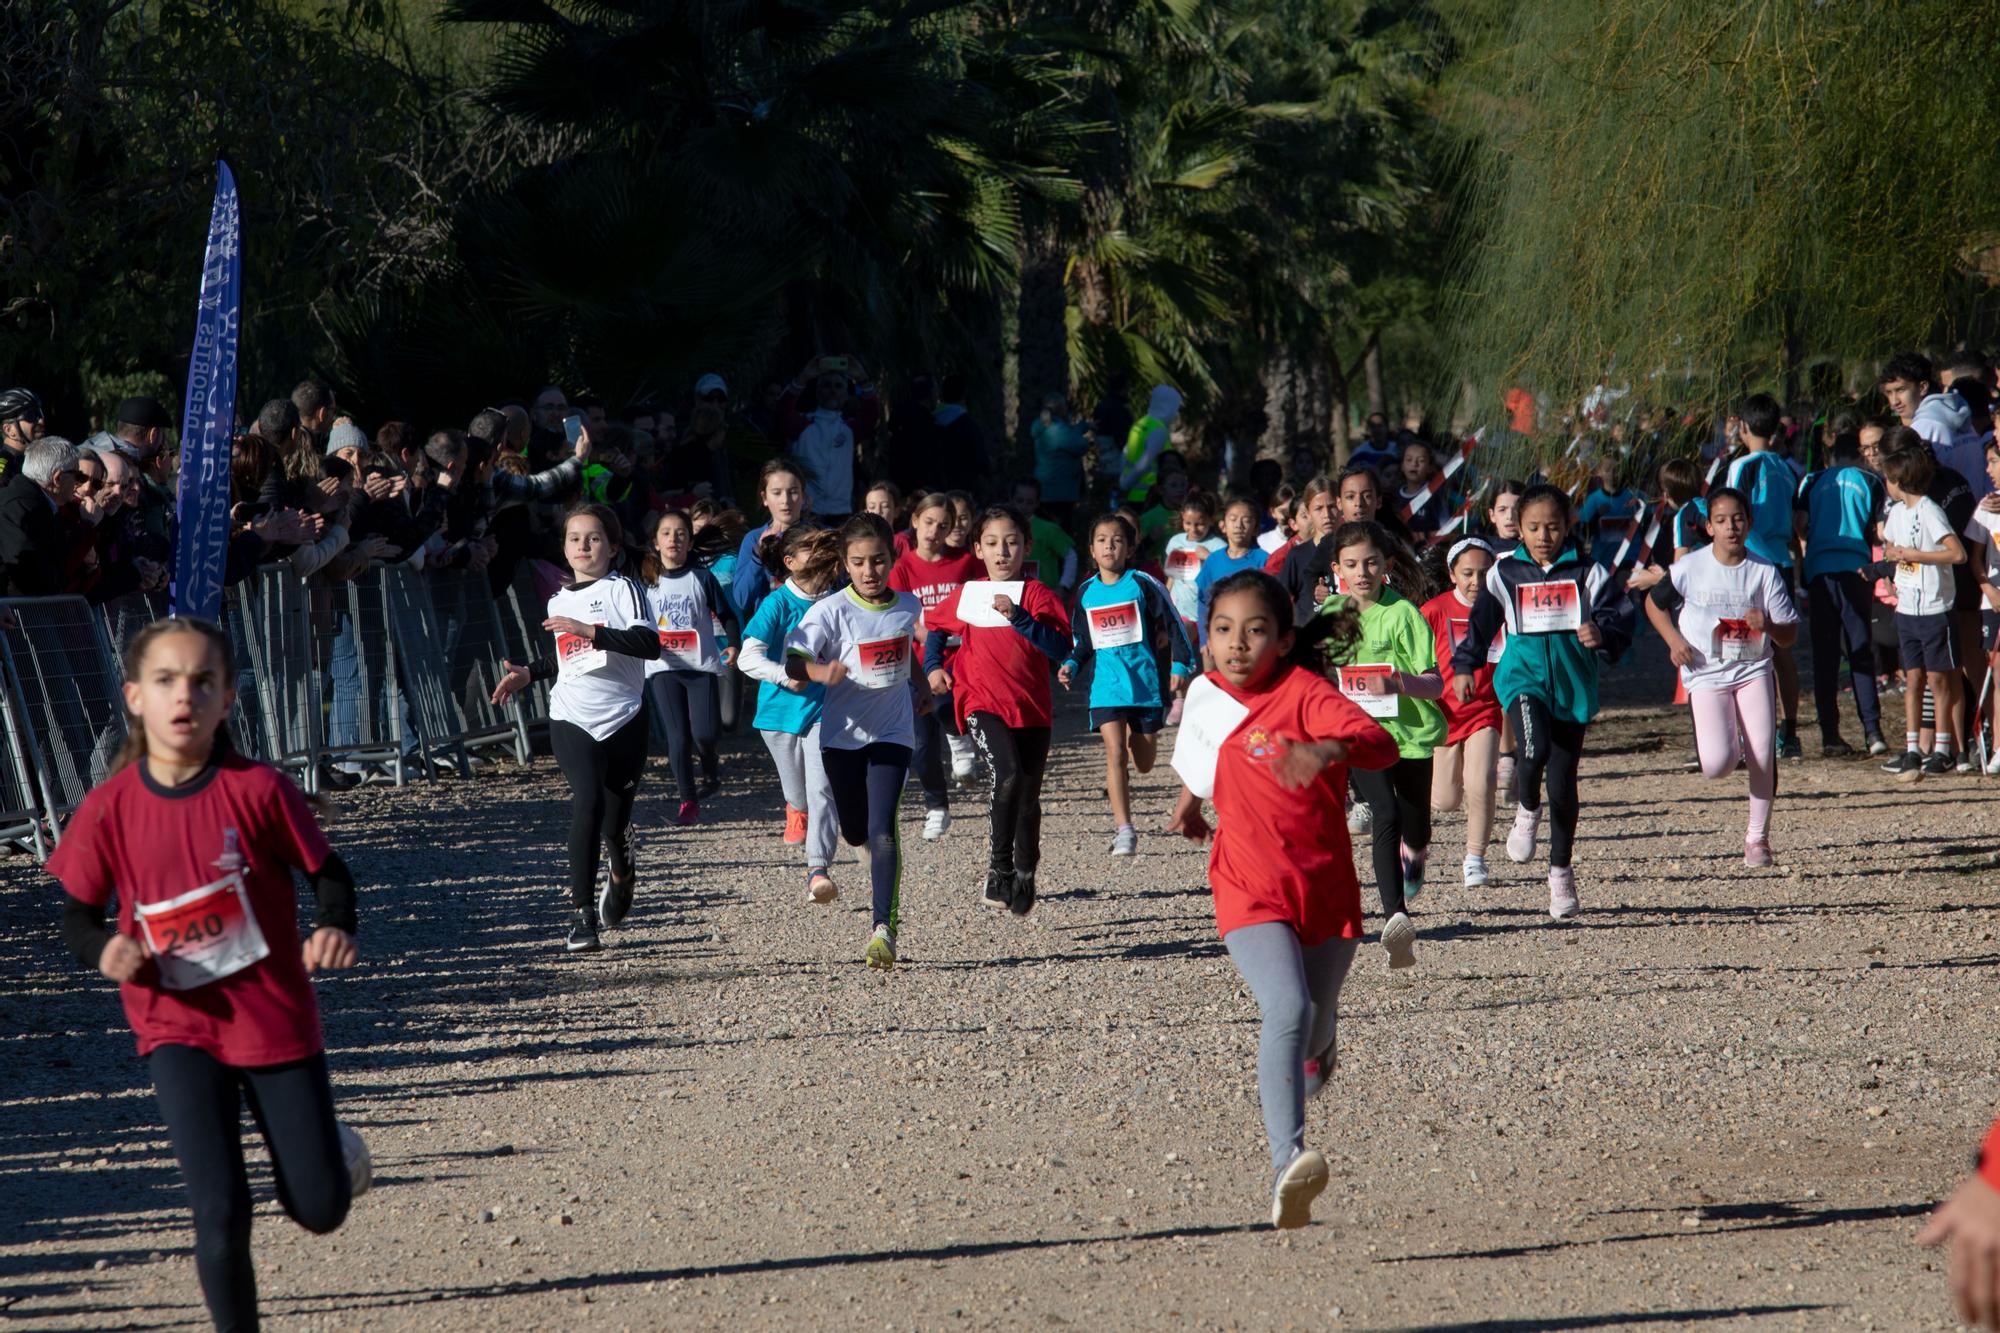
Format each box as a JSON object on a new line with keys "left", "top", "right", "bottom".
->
{"left": 1063, "top": 571, "right": 1194, "bottom": 711}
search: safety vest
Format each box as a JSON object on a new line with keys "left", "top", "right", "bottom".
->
{"left": 1123, "top": 415, "right": 1166, "bottom": 503}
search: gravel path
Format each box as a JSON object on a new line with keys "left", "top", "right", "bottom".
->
{"left": 2, "top": 641, "right": 1991, "bottom": 1331}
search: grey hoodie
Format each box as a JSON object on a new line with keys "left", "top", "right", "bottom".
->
{"left": 1913, "top": 390, "right": 1988, "bottom": 497}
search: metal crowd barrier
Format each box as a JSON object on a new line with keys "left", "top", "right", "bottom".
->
{"left": 0, "top": 557, "right": 556, "bottom": 862}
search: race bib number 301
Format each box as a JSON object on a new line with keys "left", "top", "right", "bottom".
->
{"left": 853, "top": 634, "right": 910, "bottom": 689}
{"left": 1087, "top": 600, "right": 1142, "bottom": 649}
{"left": 1515, "top": 580, "right": 1581, "bottom": 634}
{"left": 134, "top": 874, "right": 270, "bottom": 992}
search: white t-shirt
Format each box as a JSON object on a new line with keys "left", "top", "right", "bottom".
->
{"left": 1666, "top": 547, "right": 1799, "bottom": 691}
{"left": 547, "top": 576, "right": 653, "bottom": 740}
{"left": 786, "top": 586, "right": 923, "bottom": 750}
{"left": 643, "top": 566, "right": 724, "bottom": 676}
{"left": 1883, "top": 496, "right": 1956, "bottom": 617}
{"left": 1257, "top": 527, "right": 1287, "bottom": 555}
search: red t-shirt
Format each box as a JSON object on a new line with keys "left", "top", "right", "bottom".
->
{"left": 928, "top": 579, "right": 1071, "bottom": 729}
{"left": 1205, "top": 666, "right": 1398, "bottom": 946}
{"left": 889, "top": 548, "right": 982, "bottom": 668}
{"left": 1421, "top": 588, "right": 1503, "bottom": 744}
{"left": 1262, "top": 540, "right": 1294, "bottom": 575}
{"left": 49, "top": 752, "right": 333, "bottom": 1066}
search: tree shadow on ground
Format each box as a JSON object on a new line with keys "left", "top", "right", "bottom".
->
{"left": 1378, "top": 1198, "right": 1928, "bottom": 1265}
{"left": 1375, "top": 1305, "right": 1831, "bottom": 1332}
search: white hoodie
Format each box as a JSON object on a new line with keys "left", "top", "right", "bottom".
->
{"left": 795, "top": 408, "right": 856, "bottom": 516}
{"left": 1913, "top": 389, "right": 1988, "bottom": 498}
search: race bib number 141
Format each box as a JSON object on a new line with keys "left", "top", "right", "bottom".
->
{"left": 1516, "top": 580, "right": 1581, "bottom": 634}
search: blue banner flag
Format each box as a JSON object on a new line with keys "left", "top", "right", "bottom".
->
{"left": 171, "top": 160, "right": 242, "bottom": 622}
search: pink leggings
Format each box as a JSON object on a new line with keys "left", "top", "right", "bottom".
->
{"left": 1689, "top": 674, "right": 1777, "bottom": 841}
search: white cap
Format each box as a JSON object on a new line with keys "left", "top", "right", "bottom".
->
{"left": 694, "top": 373, "right": 728, "bottom": 398}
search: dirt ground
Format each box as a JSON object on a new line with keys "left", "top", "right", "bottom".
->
{"left": 3, "top": 634, "right": 1994, "bottom": 1332}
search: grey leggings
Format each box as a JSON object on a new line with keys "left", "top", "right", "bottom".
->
{"left": 758, "top": 726, "right": 838, "bottom": 873}
{"left": 1223, "top": 922, "right": 1359, "bottom": 1172}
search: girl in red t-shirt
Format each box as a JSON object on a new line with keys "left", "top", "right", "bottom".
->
{"left": 924, "top": 504, "right": 1072, "bottom": 915}
{"left": 50, "top": 619, "right": 366, "bottom": 1332}
{"left": 890, "top": 493, "right": 983, "bottom": 835}
{"left": 1167, "top": 570, "right": 1397, "bottom": 1230}
{"left": 1422, "top": 538, "right": 1504, "bottom": 888}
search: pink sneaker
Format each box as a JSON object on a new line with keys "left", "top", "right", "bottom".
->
{"left": 676, "top": 800, "right": 700, "bottom": 825}
{"left": 1744, "top": 837, "right": 1772, "bottom": 868}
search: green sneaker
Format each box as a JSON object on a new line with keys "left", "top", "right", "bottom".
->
{"left": 865, "top": 925, "right": 897, "bottom": 970}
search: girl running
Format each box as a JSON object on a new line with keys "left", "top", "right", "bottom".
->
{"left": 738, "top": 526, "right": 843, "bottom": 900}
{"left": 1450, "top": 485, "right": 1630, "bottom": 920}
{"left": 863, "top": 480, "right": 901, "bottom": 527}
{"left": 890, "top": 491, "right": 984, "bottom": 834}
{"left": 1484, "top": 481, "right": 1526, "bottom": 800}
{"left": 1317, "top": 521, "right": 1445, "bottom": 969}
{"left": 1061, "top": 514, "right": 1195, "bottom": 857}
{"left": 640, "top": 509, "right": 742, "bottom": 823}
{"left": 1195, "top": 496, "right": 1272, "bottom": 647}
{"left": 51, "top": 618, "right": 367, "bottom": 1331}
{"left": 689, "top": 502, "right": 749, "bottom": 734}
{"left": 492, "top": 503, "right": 661, "bottom": 951}
{"left": 786, "top": 513, "right": 933, "bottom": 969}
{"left": 1422, "top": 538, "right": 1504, "bottom": 888}
{"left": 731, "top": 457, "right": 810, "bottom": 618}
{"left": 1645, "top": 487, "right": 1799, "bottom": 864}
{"left": 1162, "top": 494, "right": 1223, "bottom": 635}
{"left": 924, "top": 505, "right": 1072, "bottom": 914}
{"left": 1166, "top": 570, "right": 1397, "bottom": 1228}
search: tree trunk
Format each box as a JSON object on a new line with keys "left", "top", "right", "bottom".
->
{"left": 1363, "top": 334, "right": 1387, "bottom": 418}
{"left": 1258, "top": 345, "right": 1332, "bottom": 465}
{"left": 1014, "top": 241, "right": 1069, "bottom": 427}
{"left": 1327, "top": 340, "right": 1352, "bottom": 464}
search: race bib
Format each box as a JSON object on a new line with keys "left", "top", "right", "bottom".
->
{"left": 657, "top": 628, "right": 704, "bottom": 668}
{"left": 1715, "top": 618, "right": 1765, "bottom": 663}
{"left": 134, "top": 874, "right": 270, "bottom": 992}
{"left": 853, "top": 634, "right": 910, "bottom": 690}
{"left": 1516, "top": 580, "right": 1581, "bottom": 634}
{"left": 1087, "top": 600, "right": 1143, "bottom": 649}
{"left": 957, "top": 581, "right": 1024, "bottom": 629}
{"left": 1170, "top": 676, "right": 1250, "bottom": 799}
{"left": 1165, "top": 547, "right": 1205, "bottom": 581}
{"left": 556, "top": 628, "right": 613, "bottom": 676}
{"left": 1337, "top": 664, "right": 1400, "bottom": 718}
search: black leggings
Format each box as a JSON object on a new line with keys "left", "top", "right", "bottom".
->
{"left": 1350, "top": 754, "right": 1432, "bottom": 917}
{"left": 151, "top": 1045, "right": 350, "bottom": 1332}
{"left": 1508, "top": 694, "right": 1586, "bottom": 869}
{"left": 822, "top": 742, "right": 912, "bottom": 931}
{"left": 550, "top": 714, "right": 648, "bottom": 909}
{"left": 909, "top": 693, "right": 958, "bottom": 811}
{"left": 966, "top": 713, "right": 1052, "bottom": 876}
{"left": 645, "top": 670, "right": 719, "bottom": 801}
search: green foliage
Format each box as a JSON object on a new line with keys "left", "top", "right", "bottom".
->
{"left": 1444, "top": 0, "right": 2000, "bottom": 421}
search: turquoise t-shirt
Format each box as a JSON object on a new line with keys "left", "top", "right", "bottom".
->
{"left": 742, "top": 583, "right": 825, "bottom": 734}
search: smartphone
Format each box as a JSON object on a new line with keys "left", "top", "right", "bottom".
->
{"left": 822, "top": 356, "right": 849, "bottom": 374}
{"left": 564, "top": 413, "right": 585, "bottom": 446}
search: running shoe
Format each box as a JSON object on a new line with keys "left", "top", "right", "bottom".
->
{"left": 566, "top": 908, "right": 602, "bottom": 953}
{"left": 1009, "top": 871, "right": 1037, "bottom": 917}
{"left": 1985, "top": 751, "right": 2000, "bottom": 776}
{"left": 597, "top": 867, "right": 634, "bottom": 929}
{"left": 1744, "top": 837, "right": 1773, "bottom": 868}
{"left": 1955, "top": 752, "right": 1975, "bottom": 774}
{"left": 1864, "top": 730, "right": 1888, "bottom": 756}
{"left": 1505, "top": 805, "right": 1541, "bottom": 864}
{"left": 1165, "top": 695, "right": 1186, "bottom": 728}
{"left": 1820, "top": 738, "right": 1854, "bottom": 760}
{"left": 697, "top": 773, "right": 721, "bottom": 800}
{"left": 947, "top": 734, "right": 977, "bottom": 783}
{"left": 1463, "top": 854, "right": 1490, "bottom": 889}
{"left": 1346, "top": 802, "right": 1371, "bottom": 836}
{"left": 1680, "top": 750, "right": 1701, "bottom": 773}
{"left": 1270, "top": 1149, "right": 1329, "bottom": 1230}
{"left": 338, "top": 1122, "right": 373, "bottom": 1198}
{"left": 1883, "top": 749, "right": 1922, "bottom": 777}
{"left": 923, "top": 808, "right": 952, "bottom": 841}
{"left": 1303, "top": 1041, "right": 1335, "bottom": 1100}
{"left": 1923, "top": 751, "right": 1953, "bottom": 778}
{"left": 1778, "top": 728, "right": 1804, "bottom": 762}
{"left": 1400, "top": 844, "right": 1428, "bottom": 905}
{"left": 319, "top": 763, "right": 361, "bottom": 793}
{"left": 807, "top": 869, "right": 837, "bottom": 905}
{"left": 1111, "top": 825, "right": 1138, "bottom": 857}
{"left": 1548, "top": 867, "right": 1579, "bottom": 921}
{"left": 676, "top": 800, "right": 701, "bottom": 826}
{"left": 982, "top": 870, "right": 1012, "bottom": 911}
{"left": 865, "top": 925, "right": 897, "bottom": 970}
{"left": 783, "top": 805, "right": 808, "bottom": 844}
{"left": 1380, "top": 912, "right": 1417, "bottom": 970}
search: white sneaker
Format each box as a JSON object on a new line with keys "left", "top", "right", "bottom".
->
{"left": 339, "top": 1122, "right": 372, "bottom": 1197}
{"left": 1985, "top": 751, "right": 2000, "bottom": 775}
{"left": 807, "top": 870, "right": 837, "bottom": 905}
{"left": 1380, "top": 912, "right": 1417, "bottom": 970}
{"left": 1110, "top": 825, "right": 1138, "bottom": 857}
{"left": 947, "top": 734, "right": 977, "bottom": 782}
{"left": 1346, "top": 802, "right": 1371, "bottom": 836}
{"left": 1548, "top": 866, "right": 1579, "bottom": 920}
{"left": 1270, "top": 1148, "right": 1329, "bottom": 1230}
{"left": 1462, "top": 854, "right": 1490, "bottom": 888}
{"left": 1505, "top": 805, "right": 1540, "bottom": 864}
{"left": 922, "top": 808, "right": 951, "bottom": 841}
